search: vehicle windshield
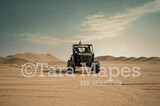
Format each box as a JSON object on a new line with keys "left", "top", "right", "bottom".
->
{"left": 74, "top": 46, "right": 92, "bottom": 53}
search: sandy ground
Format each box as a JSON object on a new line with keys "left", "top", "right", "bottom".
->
{"left": 0, "top": 62, "right": 160, "bottom": 106}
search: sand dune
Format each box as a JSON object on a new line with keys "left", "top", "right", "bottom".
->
{"left": 0, "top": 54, "right": 160, "bottom": 105}
{"left": 113, "top": 56, "right": 127, "bottom": 61}
{"left": 123, "top": 57, "right": 137, "bottom": 61}
{"left": 133, "top": 57, "right": 147, "bottom": 62}
{"left": 1, "top": 53, "right": 160, "bottom": 65}
{"left": 0, "top": 56, "right": 4, "bottom": 63}
{"left": 95, "top": 55, "right": 160, "bottom": 64}
{"left": 2, "top": 57, "right": 29, "bottom": 64}
{"left": 95, "top": 56, "right": 116, "bottom": 61}
{"left": 0, "top": 61, "right": 159, "bottom": 106}
{"left": 0, "top": 53, "right": 63, "bottom": 64}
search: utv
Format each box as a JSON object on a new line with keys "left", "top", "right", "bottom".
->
{"left": 67, "top": 41, "right": 100, "bottom": 73}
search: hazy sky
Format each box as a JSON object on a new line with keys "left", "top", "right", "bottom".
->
{"left": 0, "top": 0, "right": 160, "bottom": 60}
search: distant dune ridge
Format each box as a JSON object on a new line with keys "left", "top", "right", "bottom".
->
{"left": 0, "top": 57, "right": 5, "bottom": 63}
{"left": 0, "top": 53, "right": 63, "bottom": 64}
{"left": 0, "top": 53, "right": 160, "bottom": 64}
{"left": 95, "top": 55, "right": 160, "bottom": 64}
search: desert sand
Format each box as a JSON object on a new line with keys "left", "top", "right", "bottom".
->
{"left": 0, "top": 53, "right": 160, "bottom": 106}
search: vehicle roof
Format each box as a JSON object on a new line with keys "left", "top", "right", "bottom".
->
{"left": 73, "top": 44, "right": 92, "bottom": 46}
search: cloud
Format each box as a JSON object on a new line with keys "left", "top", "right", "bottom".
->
{"left": 27, "top": 36, "right": 59, "bottom": 45}
{"left": 9, "top": 0, "right": 160, "bottom": 45}
{"left": 82, "top": 0, "right": 160, "bottom": 39}
{"left": 86, "top": 14, "right": 105, "bottom": 20}
{"left": 26, "top": 34, "right": 93, "bottom": 46}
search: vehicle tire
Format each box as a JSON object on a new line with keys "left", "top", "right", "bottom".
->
{"left": 67, "top": 60, "right": 75, "bottom": 73}
{"left": 95, "top": 61, "right": 100, "bottom": 73}
{"left": 90, "top": 61, "right": 100, "bottom": 73}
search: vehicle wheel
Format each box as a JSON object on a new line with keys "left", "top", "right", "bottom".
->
{"left": 94, "top": 61, "right": 100, "bottom": 73}
{"left": 67, "top": 60, "right": 75, "bottom": 73}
